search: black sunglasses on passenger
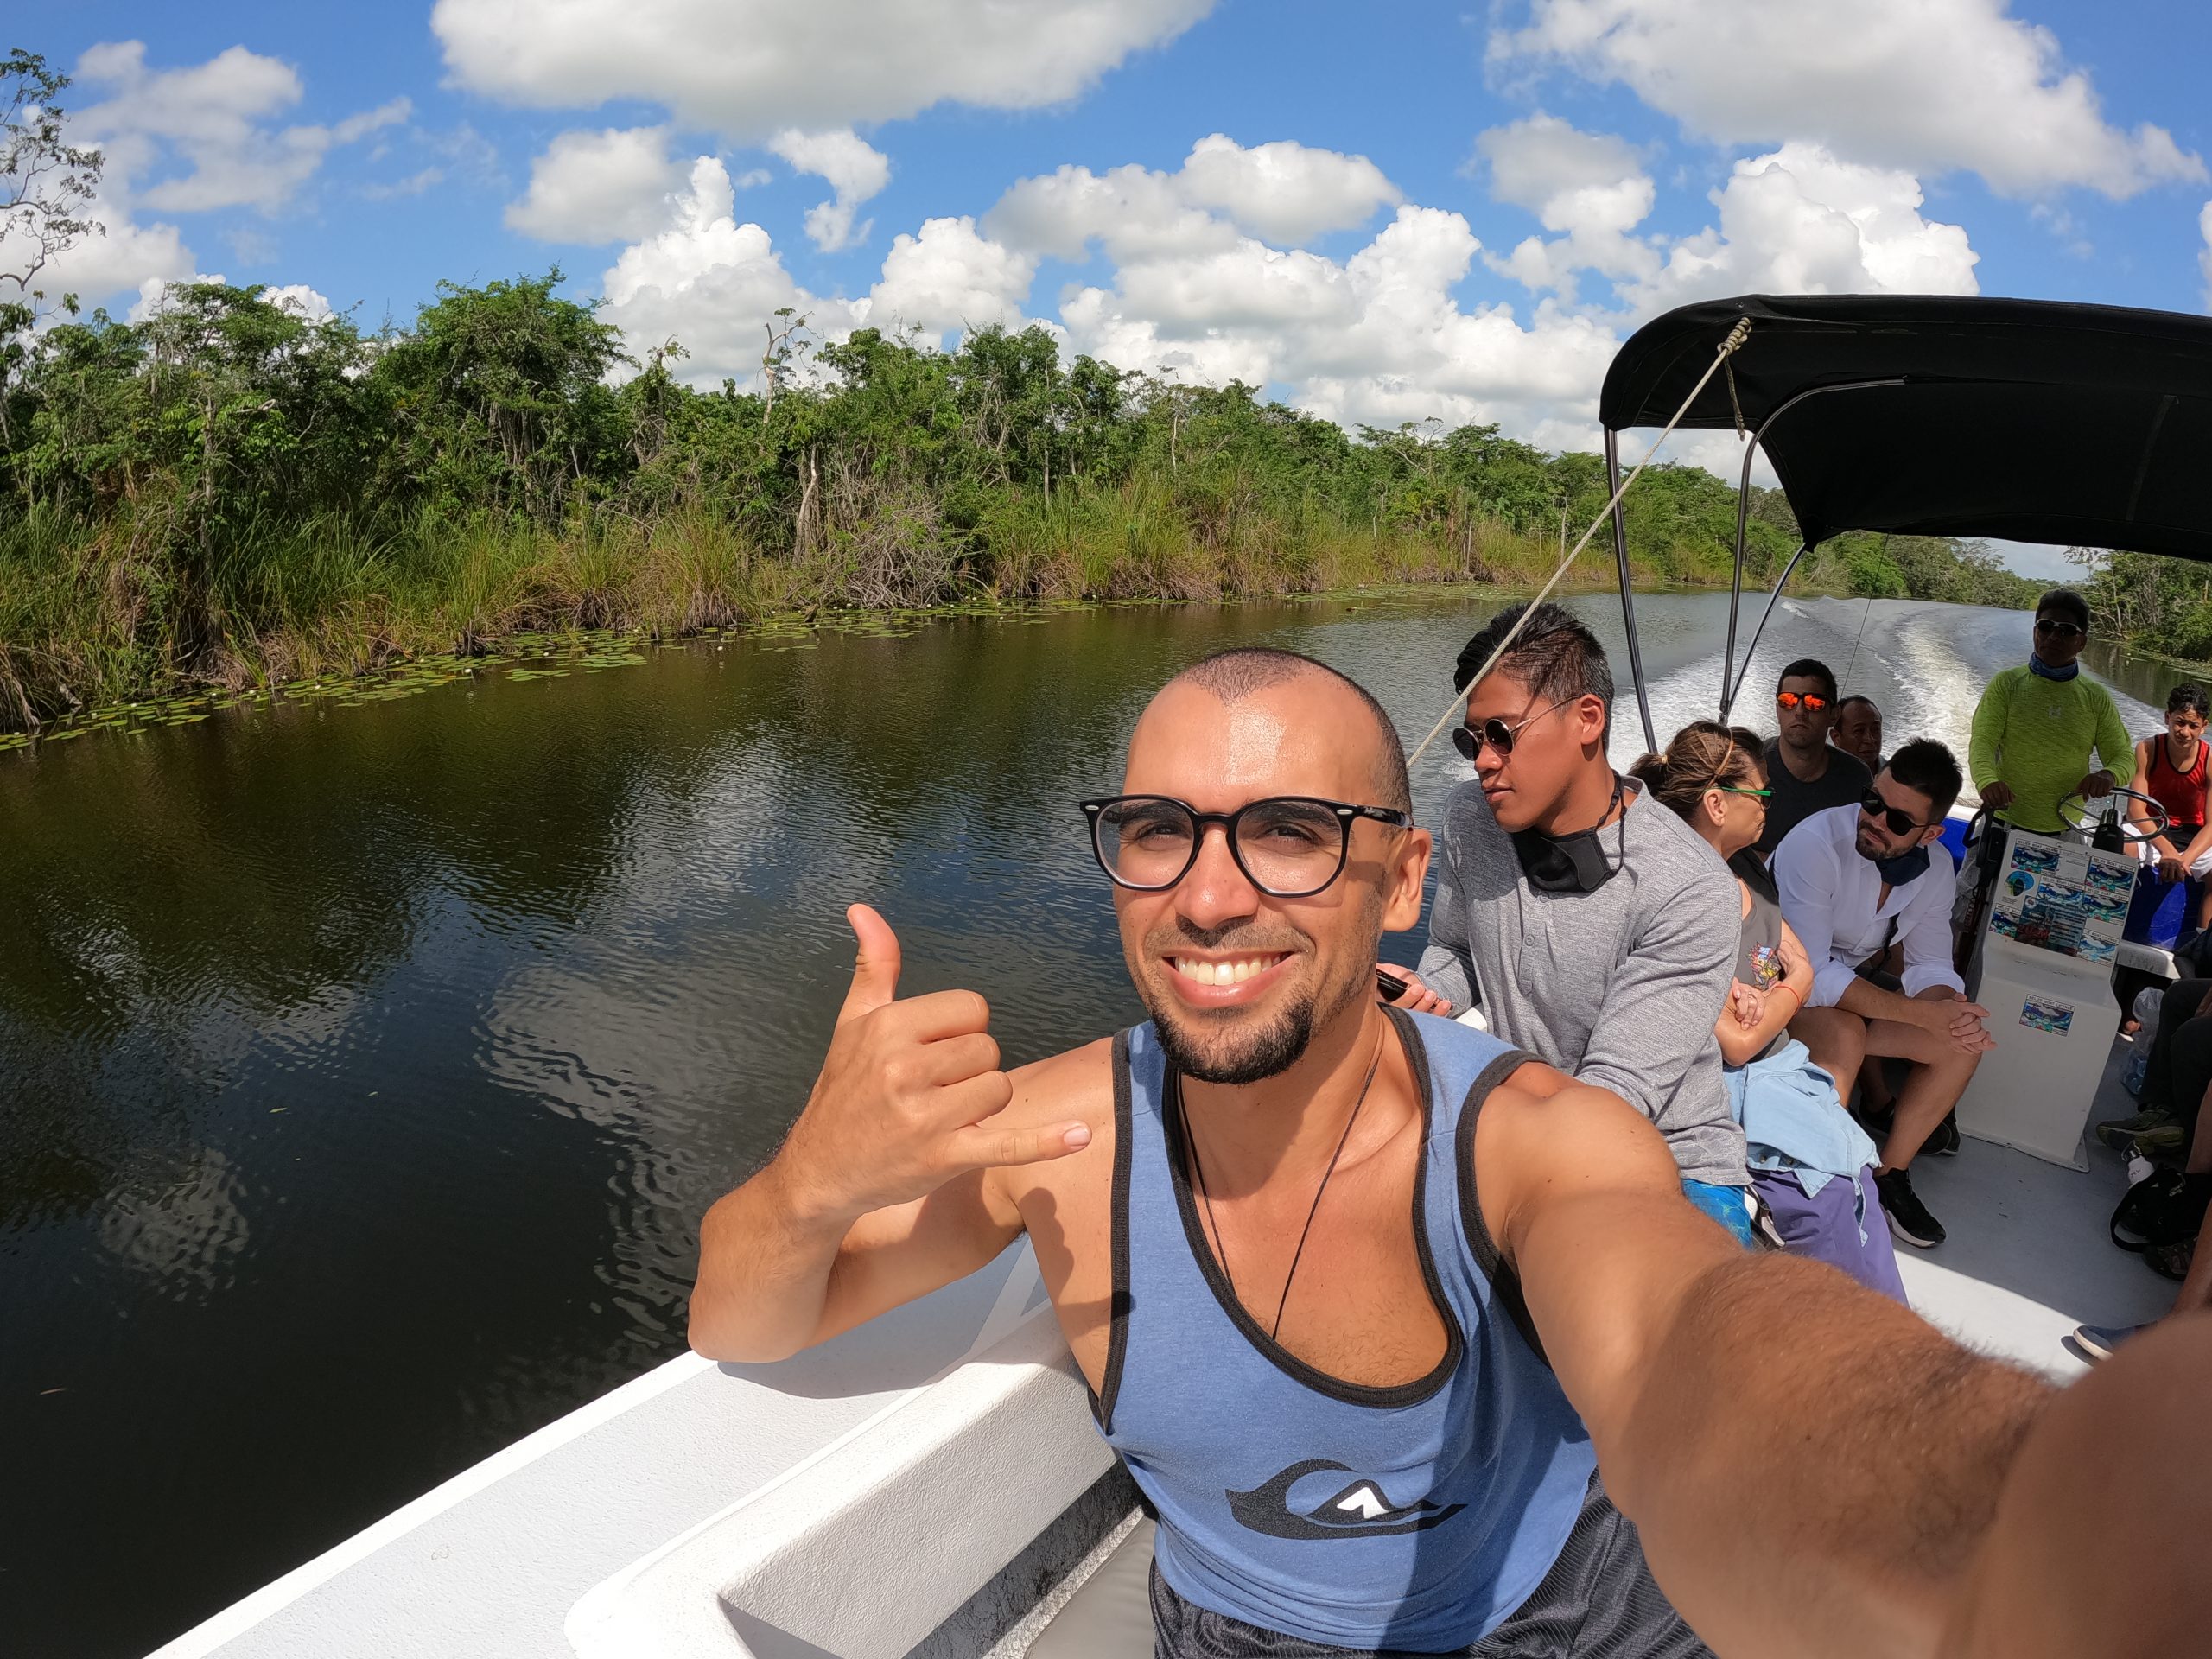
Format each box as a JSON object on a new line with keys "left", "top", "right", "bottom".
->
{"left": 1775, "top": 690, "right": 1829, "bottom": 712}
{"left": 1859, "top": 788, "right": 1931, "bottom": 837}
{"left": 1079, "top": 795, "right": 1411, "bottom": 898}
{"left": 2034, "top": 618, "right": 2086, "bottom": 641}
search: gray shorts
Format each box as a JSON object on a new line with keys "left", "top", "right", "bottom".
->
{"left": 1147, "top": 1472, "right": 1712, "bottom": 1658}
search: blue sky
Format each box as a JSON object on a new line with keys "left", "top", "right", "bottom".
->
{"left": 23, "top": 2, "right": 2212, "bottom": 577}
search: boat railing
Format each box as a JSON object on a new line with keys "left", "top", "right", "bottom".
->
{"left": 566, "top": 1288, "right": 1131, "bottom": 1659}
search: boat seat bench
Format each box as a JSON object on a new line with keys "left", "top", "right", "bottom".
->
{"left": 1024, "top": 1517, "right": 1155, "bottom": 1657}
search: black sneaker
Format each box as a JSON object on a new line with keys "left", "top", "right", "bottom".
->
{"left": 1875, "top": 1168, "right": 1945, "bottom": 1249}
{"left": 2096, "top": 1106, "right": 2176, "bottom": 1150}
{"left": 1929, "top": 1112, "right": 1961, "bottom": 1156}
{"left": 2069, "top": 1323, "right": 2150, "bottom": 1363}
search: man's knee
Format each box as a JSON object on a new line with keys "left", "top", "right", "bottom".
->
{"left": 2165, "top": 978, "right": 2212, "bottom": 1023}
{"left": 1790, "top": 1006, "right": 1863, "bottom": 1042}
{"left": 2165, "top": 1019, "right": 2212, "bottom": 1103}
{"left": 1795, "top": 1022, "right": 1867, "bottom": 1100}
{"left": 1933, "top": 1037, "right": 1984, "bottom": 1075}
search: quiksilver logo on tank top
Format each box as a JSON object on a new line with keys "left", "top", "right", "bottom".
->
{"left": 1228, "top": 1459, "right": 1466, "bottom": 1540}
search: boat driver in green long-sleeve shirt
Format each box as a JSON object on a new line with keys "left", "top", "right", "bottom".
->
{"left": 1969, "top": 588, "right": 2134, "bottom": 835}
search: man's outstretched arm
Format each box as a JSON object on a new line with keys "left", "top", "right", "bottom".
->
{"left": 1941, "top": 1313, "right": 2212, "bottom": 1659}
{"left": 688, "top": 905, "right": 1091, "bottom": 1363}
{"left": 1474, "top": 1068, "right": 2097, "bottom": 1658}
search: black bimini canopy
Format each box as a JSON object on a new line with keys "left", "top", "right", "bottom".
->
{"left": 1601, "top": 293, "right": 2212, "bottom": 561}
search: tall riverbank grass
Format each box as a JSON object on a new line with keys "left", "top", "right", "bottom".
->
{"left": 2, "top": 285, "right": 2044, "bottom": 732}
{"left": 0, "top": 482, "right": 1748, "bottom": 733}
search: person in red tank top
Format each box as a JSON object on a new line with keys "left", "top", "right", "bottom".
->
{"left": 2132, "top": 683, "right": 2212, "bottom": 935}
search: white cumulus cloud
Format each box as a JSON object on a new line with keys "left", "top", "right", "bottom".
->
{"left": 263, "top": 283, "right": 336, "bottom": 321}
{"left": 987, "top": 133, "right": 1399, "bottom": 261}
{"left": 432, "top": 0, "right": 1215, "bottom": 137}
{"left": 599, "top": 140, "right": 1625, "bottom": 445}
{"left": 600, "top": 157, "right": 856, "bottom": 382}
{"left": 73, "top": 41, "right": 408, "bottom": 216}
{"left": 1624, "top": 143, "right": 1980, "bottom": 317}
{"left": 1491, "top": 0, "right": 2203, "bottom": 200}
{"left": 2201, "top": 203, "right": 2212, "bottom": 312}
{"left": 6, "top": 42, "right": 405, "bottom": 312}
{"left": 867, "top": 217, "right": 1037, "bottom": 337}
{"left": 989, "top": 160, "right": 1230, "bottom": 264}
{"left": 586, "top": 121, "right": 1973, "bottom": 466}
{"left": 1475, "top": 113, "right": 1658, "bottom": 297}
{"left": 1046, "top": 194, "right": 1620, "bottom": 448}
{"left": 1468, "top": 116, "right": 1980, "bottom": 322}
{"left": 506, "top": 126, "right": 688, "bottom": 244}
{"left": 7, "top": 211, "right": 200, "bottom": 312}
{"left": 594, "top": 164, "right": 1040, "bottom": 376}
{"left": 766, "top": 128, "right": 892, "bottom": 252}
{"left": 1174, "top": 134, "right": 1401, "bottom": 245}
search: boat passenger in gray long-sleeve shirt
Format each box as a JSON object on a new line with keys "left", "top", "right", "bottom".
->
{"left": 1384, "top": 602, "right": 1749, "bottom": 1203}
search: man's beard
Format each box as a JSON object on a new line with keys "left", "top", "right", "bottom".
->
{"left": 1132, "top": 906, "right": 1378, "bottom": 1085}
{"left": 1148, "top": 989, "right": 1319, "bottom": 1085}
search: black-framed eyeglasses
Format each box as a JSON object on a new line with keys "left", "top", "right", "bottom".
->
{"left": 1078, "top": 795, "right": 1413, "bottom": 897}
{"left": 1451, "top": 699, "right": 1567, "bottom": 764}
{"left": 1859, "top": 787, "right": 1934, "bottom": 836}
{"left": 2034, "top": 618, "right": 2086, "bottom": 641}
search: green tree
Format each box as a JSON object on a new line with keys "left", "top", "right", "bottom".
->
{"left": 0, "top": 264, "right": 2069, "bottom": 728}
{"left": 1, "top": 48, "right": 104, "bottom": 452}
{"left": 371, "top": 271, "right": 629, "bottom": 520}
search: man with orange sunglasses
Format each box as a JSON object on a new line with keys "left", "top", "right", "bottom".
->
{"left": 1755, "top": 658, "right": 1872, "bottom": 858}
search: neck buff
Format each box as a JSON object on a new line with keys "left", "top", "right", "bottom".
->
{"left": 1511, "top": 776, "right": 1628, "bottom": 893}
{"left": 1872, "top": 844, "right": 1932, "bottom": 885}
{"left": 2029, "top": 652, "right": 2080, "bottom": 682}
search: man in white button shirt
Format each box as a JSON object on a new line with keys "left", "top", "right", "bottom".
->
{"left": 1773, "top": 740, "right": 1996, "bottom": 1251}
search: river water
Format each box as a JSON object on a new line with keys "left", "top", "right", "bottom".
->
{"left": 0, "top": 590, "right": 2186, "bottom": 1656}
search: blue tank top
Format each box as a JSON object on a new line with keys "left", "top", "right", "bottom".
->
{"left": 1091, "top": 1007, "right": 1597, "bottom": 1651}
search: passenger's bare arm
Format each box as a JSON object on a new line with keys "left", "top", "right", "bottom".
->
{"left": 1939, "top": 1314, "right": 2212, "bottom": 1659}
{"left": 2178, "top": 818, "right": 2212, "bottom": 874}
{"left": 1712, "top": 914, "right": 1818, "bottom": 1066}
{"left": 687, "top": 906, "right": 1092, "bottom": 1363}
{"left": 1474, "top": 1066, "right": 2060, "bottom": 1657}
{"left": 1835, "top": 974, "right": 1993, "bottom": 1054}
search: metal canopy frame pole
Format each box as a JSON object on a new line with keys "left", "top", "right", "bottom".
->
{"left": 1604, "top": 428, "right": 1658, "bottom": 753}
{"left": 1721, "top": 437, "right": 1760, "bottom": 715}
{"left": 1714, "top": 376, "right": 1910, "bottom": 719}
{"left": 1727, "top": 541, "right": 1815, "bottom": 715}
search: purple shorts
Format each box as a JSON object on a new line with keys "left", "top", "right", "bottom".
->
{"left": 1753, "top": 1166, "right": 1909, "bottom": 1305}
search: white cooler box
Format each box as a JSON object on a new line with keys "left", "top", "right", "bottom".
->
{"left": 1955, "top": 829, "right": 2131, "bottom": 1169}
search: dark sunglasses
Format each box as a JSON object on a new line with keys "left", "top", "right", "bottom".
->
{"left": 1859, "top": 787, "right": 1934, "bottom": 837}
{"left": 1775, "top": 690, "right": 1830, "bottom": 712}
{"left": 1452, "top": 700, "right": 1567, "bottom": 763}
{"left": 2034, "top": 619, "right": 2086, "bottom": 641}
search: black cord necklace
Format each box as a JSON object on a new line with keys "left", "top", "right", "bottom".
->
{"left": 1184, "top": 1030, "right": 1387, "bottom": 1342}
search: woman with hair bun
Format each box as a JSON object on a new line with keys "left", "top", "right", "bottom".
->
{"left": 1633, "top": 721, "right": 1908, "bottom": 1302}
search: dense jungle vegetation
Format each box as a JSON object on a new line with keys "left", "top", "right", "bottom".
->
{"left": 2072, "top": 551, "right": 2212, "bottom": 666}
{"left": 0, "top": 52, "right": 2043, "bottom": 731}
{"left": 0, "top": 276, "right": 2050, "bottom": 728}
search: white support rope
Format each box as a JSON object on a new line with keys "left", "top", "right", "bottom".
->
{"left": 1407, "top": 318, "right": 1755, "bottom": 766}
{"left": 1839, "top": 594, "right": 1876, "bottom": 695}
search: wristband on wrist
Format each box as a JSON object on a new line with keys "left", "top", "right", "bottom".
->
{"left": 1770, "top": 982, "right": 1802, "bottom": 1013}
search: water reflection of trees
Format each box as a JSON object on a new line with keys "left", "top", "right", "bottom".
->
{"left": 0, "top": 597, "right": 1508, "bottom": 1658}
